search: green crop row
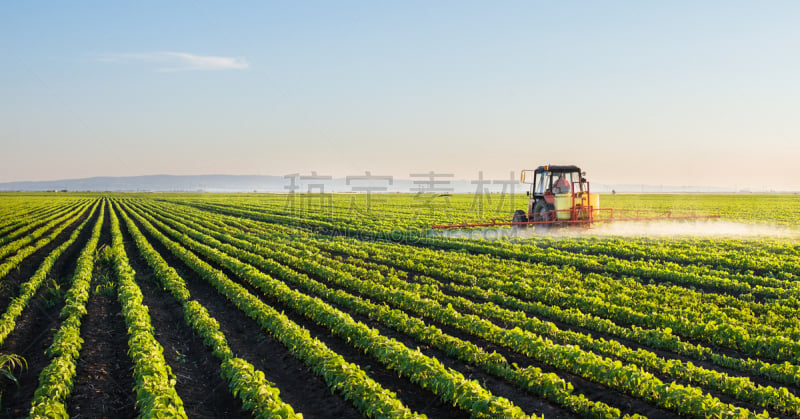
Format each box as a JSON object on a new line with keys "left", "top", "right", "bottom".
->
{"left": 29, "top": 199, "right": 105, "bottom": 418}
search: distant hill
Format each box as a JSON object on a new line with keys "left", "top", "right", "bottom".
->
{"left": 0, "top": 174, "right": 747, "bottom": 193}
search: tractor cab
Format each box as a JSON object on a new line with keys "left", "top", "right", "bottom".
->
{"left": 527, "top": 165, "right": 586, "bottom": 198}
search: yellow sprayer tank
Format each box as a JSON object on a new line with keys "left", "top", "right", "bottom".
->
{"left": 554, "top": 194, "right": 573, "bottom": 220}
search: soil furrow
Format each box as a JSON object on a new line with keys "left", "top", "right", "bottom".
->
{"left": 69, "top": 204, "right": 136, "bottom": 418}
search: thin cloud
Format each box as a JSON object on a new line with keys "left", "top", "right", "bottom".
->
{"left": 100, "top": 51, "right": 249, "bottom": 71}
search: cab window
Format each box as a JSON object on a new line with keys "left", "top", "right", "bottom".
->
{"left": 535, "top": 171, "right": 551, "bottom": 195}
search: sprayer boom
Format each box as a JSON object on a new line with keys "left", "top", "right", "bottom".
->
{"left": 432, "top": 209, "right": 721, "bottom": 230}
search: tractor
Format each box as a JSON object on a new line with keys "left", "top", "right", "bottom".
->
{"left": 513, "top": 164, "right": 599, "bottom": 230}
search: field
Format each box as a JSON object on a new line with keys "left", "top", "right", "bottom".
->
{"left": 0, "top": 192, "right": 799, "bottom": 418}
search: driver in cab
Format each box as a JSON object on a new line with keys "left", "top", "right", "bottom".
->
{"left": 553, "top": 175, "right": 571, "bottom": 194}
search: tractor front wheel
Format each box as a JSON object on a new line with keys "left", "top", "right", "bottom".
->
{"left": 532, "top": 201, "right": 554, "bottom": 232}
{"left": 512, "top": 210, "right": 528, "bottom": 230}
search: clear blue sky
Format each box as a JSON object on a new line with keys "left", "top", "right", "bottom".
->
{"left": 2, "top": 1, "right": 799, "bottom": 190}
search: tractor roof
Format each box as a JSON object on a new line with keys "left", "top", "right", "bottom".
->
{"left": 535, "top": 165, "right": 582, "bottom": 173}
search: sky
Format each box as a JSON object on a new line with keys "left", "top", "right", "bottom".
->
{"left": 2, "top": 1, "right": 799, "bottom": 191}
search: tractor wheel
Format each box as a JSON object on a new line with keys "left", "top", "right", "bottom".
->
{"left": 512, "top": 210, "right": 528, "bottom": 230}
{"left": 532, "top": 201, "right": 554, "bottom": 232}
